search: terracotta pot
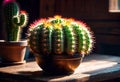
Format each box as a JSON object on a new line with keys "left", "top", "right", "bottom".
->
{"left": 0, "top": 40, "right": 28, "bottom": 64}
{"left": 34, "top": 54, "right": 84, "bottom": 75}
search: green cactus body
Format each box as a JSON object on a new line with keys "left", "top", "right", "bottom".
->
{"left": 29, "top": 15, "right": 94, "bottom": 56}
{"left": 40, "top": 25, "right": 52, "bottom": 54}
{"left": 29, "top": 26, "right": 41, "bottom": 53}
{"left": 63, "top": 26, "right": 76, "bottom": 55}
{"left": 52, "top": 26, "right": 64, "bottom": 55}
{"left": 3, "top": 1, "right": 28, "bottom": 41}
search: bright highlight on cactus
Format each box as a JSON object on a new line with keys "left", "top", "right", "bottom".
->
{"left": 28, "top": 15, "right": 94, "bottom": 56}
{"left": 2, "top": 0, "right": 28, "bottom": 41}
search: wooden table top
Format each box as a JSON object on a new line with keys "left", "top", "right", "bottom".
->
{"left": 0, "top": 54, "right": 120, "bottom": 82}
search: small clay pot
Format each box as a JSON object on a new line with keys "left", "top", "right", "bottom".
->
{"left": 0, "top": 40, "right": 28, "bottom": 64}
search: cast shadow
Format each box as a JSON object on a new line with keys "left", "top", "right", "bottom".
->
{"left": 18, "top": 70, "right": 70, "bottom": 82}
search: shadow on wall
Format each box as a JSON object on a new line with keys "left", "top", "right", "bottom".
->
{"left": 18, "top": 0, "right": 40, "bottom": 39}
{"left": 98, "top": 43, "right": 120, "bottom": 56}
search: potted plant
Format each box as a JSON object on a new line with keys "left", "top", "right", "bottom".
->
{"left": 28, "top": 15, "right": 94, "bottom": 74}
{"left": 0, "top": 0, "right": 28, "bottom": 64}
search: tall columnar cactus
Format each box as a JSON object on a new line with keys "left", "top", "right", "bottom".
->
{"left": 2, "top": 0, "right": 28, "bottom": 41}
{"left": 28, "top": 15, "right": 94, "bottom": 56}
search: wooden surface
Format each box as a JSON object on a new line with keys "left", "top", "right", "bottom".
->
{"left": 1, "top": 54, "right": 120, "bottom": 82}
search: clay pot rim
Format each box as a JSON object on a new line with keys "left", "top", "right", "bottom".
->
{"left": 0, "top": 39, "right": 28, "bottom": 46}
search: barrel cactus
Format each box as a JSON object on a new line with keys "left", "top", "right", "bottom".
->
{"left": 28, "top": 15, "right": 94, "bottom": 56}
{"left": 2, "top": 0, "right": 28, "bottom": 41}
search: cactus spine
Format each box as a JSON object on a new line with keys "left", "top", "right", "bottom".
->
{"left": 2, "top": 0, "right": 28, "bottom": 41}
{"left": 28, "top": 15, "right": 94, "bottom": 56}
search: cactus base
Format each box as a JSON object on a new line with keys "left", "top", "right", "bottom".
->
{"left": 35, "top": 54, "right": 84, "bottom": 75}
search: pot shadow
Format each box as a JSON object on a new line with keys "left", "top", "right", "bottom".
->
{"left": 18, "top": 70, "right": 71, "bottom": 81}
{"left": 0, "top": 58, "right": 34, "bottom": 67}
{"left": 0, "top": 62, "right": 18, "bottom": 67}
{"left": 0, "top": 61, "right": 26, "bottom": 67}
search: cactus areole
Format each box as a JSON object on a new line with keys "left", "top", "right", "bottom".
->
{"left": 2, "top": 0, "right": 28, "bottom": 41}
{"left": 28, "top": 15, "right": 94, "bottom": 57}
